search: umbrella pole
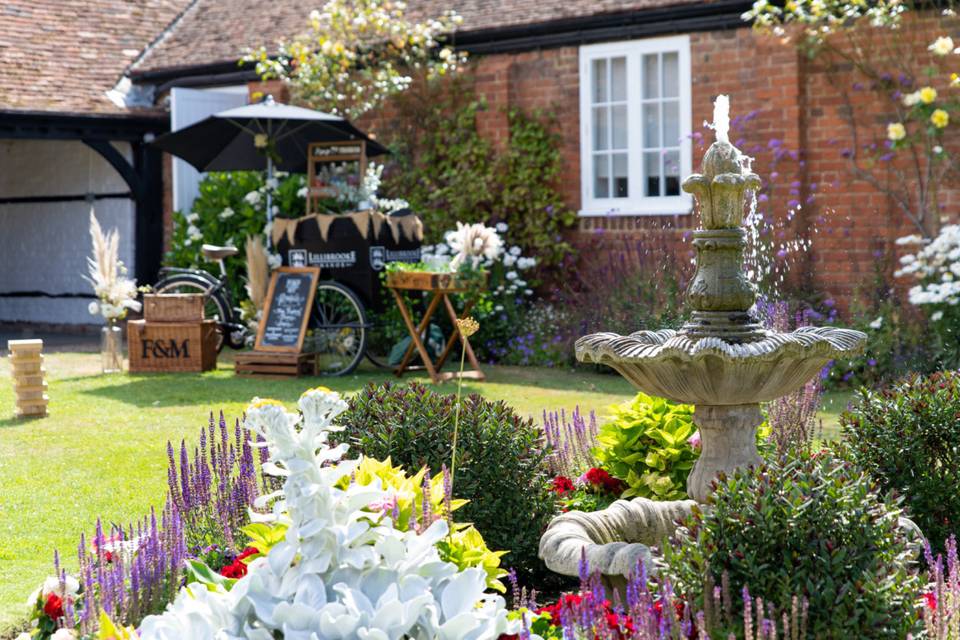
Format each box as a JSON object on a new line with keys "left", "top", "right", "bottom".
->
{"left": 266, "top": 154, "right": 274, "bottom": 250}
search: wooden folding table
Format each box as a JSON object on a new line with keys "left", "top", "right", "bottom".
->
{"left": 386, "top": 271, "right": 485, "bottom": 384}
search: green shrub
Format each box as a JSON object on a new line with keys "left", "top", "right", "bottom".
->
{"left": 661, "top": 449, "right": 922, "bottom": 639}
{"left": 841, "top": 371, "right": 960, "bottom": 551}
{"left": 335, "top": 382, "right": 558, "bottom": 583}
{"left": 164, "top": 171, "right": 306, "bottom": 304}
{"left": 594, "top": 393, "right": 697, "bottom": 501}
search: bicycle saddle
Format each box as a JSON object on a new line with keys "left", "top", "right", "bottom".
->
{"left": 201, "top": 244, "right": 239, "bottom": 260}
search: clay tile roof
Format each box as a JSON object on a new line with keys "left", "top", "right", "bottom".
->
{"left": 132, "top": 0, "right": 709, "bottom": 76}
{"left": 0, "top": 0, "right": 194, "bottom": 115}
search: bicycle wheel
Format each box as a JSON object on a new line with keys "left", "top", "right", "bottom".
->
{"left": 308, "top": 282, "right": 367, "bottom": 376}
{"left": 154, "top": 275, "right": 231, "bottom": 352}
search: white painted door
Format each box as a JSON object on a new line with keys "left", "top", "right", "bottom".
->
{"left": 170, "top": 87, "right": 249, "bottom": 214}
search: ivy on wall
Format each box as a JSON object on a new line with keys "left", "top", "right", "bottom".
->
{"left": 381, "top": 77, "right": 577, "bottom": 267}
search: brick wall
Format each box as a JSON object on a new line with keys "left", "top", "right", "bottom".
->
{"left": 387, "top": 18, "right": 954, "bottom": 307}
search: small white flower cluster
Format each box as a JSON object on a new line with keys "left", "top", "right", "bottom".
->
{"left": 895, "top": 225, "right": 960, "bottom": 310}
{"left": 139, "top": 388, "right": 521, "bottom": 640}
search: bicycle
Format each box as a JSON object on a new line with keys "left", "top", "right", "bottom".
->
{"left": 154, "top": 244, "right": 380, "bottom": 376}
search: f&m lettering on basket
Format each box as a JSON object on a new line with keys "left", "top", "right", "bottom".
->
{"left": 139, "top": 337, "right": 191, "bottom": 360}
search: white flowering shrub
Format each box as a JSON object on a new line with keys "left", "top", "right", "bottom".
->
{"left": 896, "top": 225, "right": 960, "bottom": 365}
{"left": 165, "top": 171, "right": 306, "bottom": 305}
{"left": 138, "top": 388, "right": 522, "bottom": 640}
{"left": 245, "top": 0, "right": 467, "bottom": 119}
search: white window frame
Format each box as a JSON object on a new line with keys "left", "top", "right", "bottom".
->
{"left": 579, "top": 35, "right": 693, "bottom": 217}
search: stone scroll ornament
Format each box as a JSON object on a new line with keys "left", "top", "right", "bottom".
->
{"left": 539, "top": 96, "right": 868, "bottom": 586}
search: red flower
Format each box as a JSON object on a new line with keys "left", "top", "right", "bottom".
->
{"left": 43, "top": 593, "right": 64, "bottom": 620}
{"left": 219, "top": 547, "right": 260, "bottom": 579}
{"left": 220, "top": 560, "right": 248, "bottom": 579}
{"left": 237, "top": 546, "right": 259, "bottom": 561}
{"left": 552, "top": 476, "right": 575, "bottom": 496}
{"left": 584, "top": 468, "right": 625, "bottom": 495}
{"left": 923, "top": 591, "right": 937, "bottom": 611}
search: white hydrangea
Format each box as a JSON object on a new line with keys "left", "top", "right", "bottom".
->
{"left": 139, "top": 389, "right": 522, "bottom": 640}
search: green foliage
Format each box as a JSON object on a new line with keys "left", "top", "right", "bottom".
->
{"left": 841, "top": 371, "right": 960, "bottom": 551}
{"left": 594, "top": 393, "right": 697, "bottom": 501}
{"left": 381, "top": 77, "right": 576, "bottom": 267}
{"left": 661, "top": 449, "right": 923, "bottom": 639}
{"left": 334, "top": 381, "right": 558, "bottom": 584}
{"left": 164, "top": 171, "right": 306, "bottom": 304}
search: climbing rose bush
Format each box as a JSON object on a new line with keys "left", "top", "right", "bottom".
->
{"left": 138, "top": 388, "right": 519, "bottom": 639}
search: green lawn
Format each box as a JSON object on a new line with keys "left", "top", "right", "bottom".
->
{"left": 0, "top": 351, "right": 852, "bottom": 632}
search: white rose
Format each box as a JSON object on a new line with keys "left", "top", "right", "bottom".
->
{"left": 219, "top": 207, "right": 235, "bottom": 220}
{"left": 495, "top": 222, "right": 508, "bottom": 232}
{"left": 185, "top": 212, "right": 199, "bottom": 223}
{"left": 868, "top": 316, "right": 883, "bottom": 329}
{"left": 932, "top": 310, "right": 945, "bottom": 321}
{"left": 244, "top": 191, "right": 261, "bottom": 206}
{"left": 51, "top": 629, "right": 77, "bottom": 640}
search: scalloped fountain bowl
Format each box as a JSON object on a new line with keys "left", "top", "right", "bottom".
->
{"left": 576, "top": 326, "right": 865, "bottom": 406}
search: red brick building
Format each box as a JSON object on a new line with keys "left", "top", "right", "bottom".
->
{"left": 0, "top": 0, "right": 949, "bottom": 324}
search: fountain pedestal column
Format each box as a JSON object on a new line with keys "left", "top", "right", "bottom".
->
{"left": 687, "top": 404, "right": 763, "bottom": 502}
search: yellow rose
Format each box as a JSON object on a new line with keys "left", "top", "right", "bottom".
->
{"left": 952, "top": 73, "right": 960, "bottom": 87}
{"left": 931, "top": 109, "right": 950, "bottom": 128}
{"left": 886, "top": 122, "right": 906, "bottom": 141}
{"left": 920, "top": 86, "right": 938, "bottom": 104}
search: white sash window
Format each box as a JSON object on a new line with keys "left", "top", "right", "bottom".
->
{"left": 579, "top": 36, "right": 693, "bottom": 216}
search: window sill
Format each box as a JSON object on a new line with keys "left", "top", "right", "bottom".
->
{"left": 578, "top": 205, "right": 693, "bottom": 217}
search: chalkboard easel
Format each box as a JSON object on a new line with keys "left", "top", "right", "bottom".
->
{"left": 254, "top": 267, "right": 321, "bottom": 353}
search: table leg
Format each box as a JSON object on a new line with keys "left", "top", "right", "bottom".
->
{"left": 391, "top": 288, "right": 442, "bottom": 383}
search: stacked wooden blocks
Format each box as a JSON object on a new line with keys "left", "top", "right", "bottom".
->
{"left": 8, "top": 339, "right": 48, "bottom": 418}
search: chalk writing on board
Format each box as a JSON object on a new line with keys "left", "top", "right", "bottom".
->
{"left": 256, "top": 268, "right": 319, "bottom": 351}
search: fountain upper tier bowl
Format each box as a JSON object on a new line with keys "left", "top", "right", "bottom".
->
{"left": 576, "top": 326, "right": 863, "bottom": 405}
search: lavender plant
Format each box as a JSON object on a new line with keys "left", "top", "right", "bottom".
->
{"left": 514, "top": 560, "right": 810, "bottom": 640}
{"left": 27, "top": 502, "right": 187, "bottom": 636}
{"left": 761, "top": 301, "right": 824, "bottom": 455}
{"left": 542, "top": 407, "right": 600, "bottom": 479}
{"left": 165, "top": 411, "right": 267, "bottom": 554}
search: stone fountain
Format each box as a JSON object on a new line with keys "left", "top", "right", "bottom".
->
{"left": 539, "top": 96, "right": 867, "bottom": 587}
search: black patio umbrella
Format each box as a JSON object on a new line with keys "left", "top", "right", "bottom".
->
{"left": 151, "top": 96, "right": 388, "bottom": 225}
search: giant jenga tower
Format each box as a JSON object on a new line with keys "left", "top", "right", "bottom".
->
{"left": 8, "top": 339, "right": 48, "bottom": 418}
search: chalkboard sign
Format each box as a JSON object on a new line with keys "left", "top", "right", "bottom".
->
{"left": 254, "top": 267, "right": 321, "bottom": 352}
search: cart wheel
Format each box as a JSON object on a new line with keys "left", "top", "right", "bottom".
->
{"left": 309, "top": 282, "right": 367, "bottom": 376}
